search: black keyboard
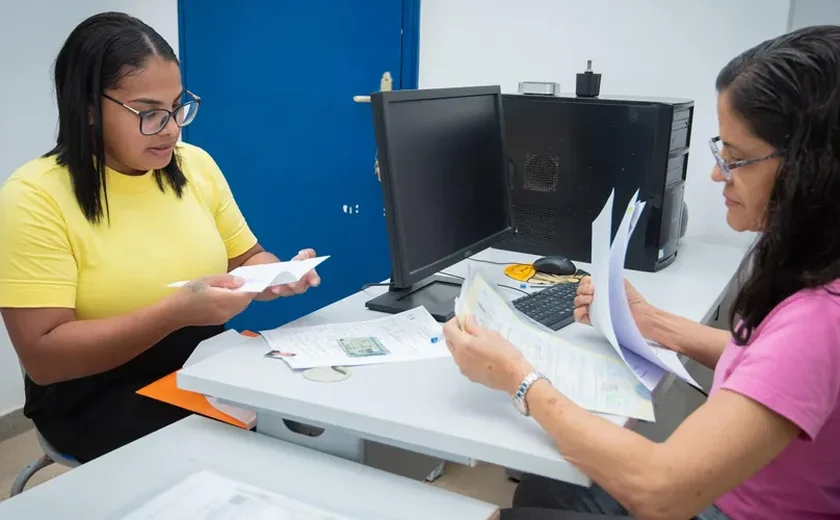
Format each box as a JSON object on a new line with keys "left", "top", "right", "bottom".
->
{"left": 512, "top": 282, "right": 579, "bottom": 331}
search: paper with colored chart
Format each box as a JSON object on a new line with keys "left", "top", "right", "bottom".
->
{"left": 455, "top": 268, "right": 655, "bottom": 421}
{"left": 260, "top": 307, "right": 449, "bottom": 370}
{"left": 589, "top": 189, "right": 701, "bottom": 392}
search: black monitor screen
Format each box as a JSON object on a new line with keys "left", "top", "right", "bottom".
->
{"left": 375, "top": 87, "right": 512, "bottom": 287}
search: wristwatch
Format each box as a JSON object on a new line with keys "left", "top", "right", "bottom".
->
{"left": 513, "top": 371, "right": 549, "bottom": 416}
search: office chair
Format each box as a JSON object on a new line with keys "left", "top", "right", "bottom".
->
{"left": 9, "top": 362, "right": 80, "bottom": 498}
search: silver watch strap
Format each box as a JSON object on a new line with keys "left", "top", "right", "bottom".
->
{"left": 514, "top": 371, "right": 548, "bottom": 416}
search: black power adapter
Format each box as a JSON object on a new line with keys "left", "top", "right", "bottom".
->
{"left": 576, "top": 60, "right": 602, "bottom": 98}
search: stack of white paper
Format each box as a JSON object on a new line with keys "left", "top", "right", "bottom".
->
{"left": 589, "top": 189, "right": 701, "bottom": 392}
{"left": 119, "top": 470, "right": 354, "bottom": 519}
{"left": 168, "top": 256, "right": 328, "bottom": 293}
{"left": 455, "top": 269, "right": 655, "bottom": 421}
{"left": 260, "top": 307, "right": 449, "bottom": 370}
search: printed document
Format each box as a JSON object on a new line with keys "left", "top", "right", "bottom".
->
{"left": 118, "top": 470, "right": 354, "bottom": 520}
{"left": 455, "top": 269, "right": 655, "bottom": 421}
{"left": 168, "top": 256, "right": 328, "bottom": 293}
{"left": 260, "top": 307, "right": 449, "bottom": 370}
{"left": 589, "top": 189, "right": 701, "bottom": 391}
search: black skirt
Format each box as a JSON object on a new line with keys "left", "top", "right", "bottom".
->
{"left": 24, "top": 325, "right": 225, "bottom": 463}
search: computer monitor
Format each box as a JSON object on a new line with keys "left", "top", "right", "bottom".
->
{"left": 365, "top": 86, "right": 513, "bottom": 321}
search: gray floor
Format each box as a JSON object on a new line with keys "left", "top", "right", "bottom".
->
{"left": 0, "top": 427, "right": 70, "bottom": 502}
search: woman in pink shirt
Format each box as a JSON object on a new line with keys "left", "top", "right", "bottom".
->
{"left": 444, "top": 25, "right": 840, "bottom": 520}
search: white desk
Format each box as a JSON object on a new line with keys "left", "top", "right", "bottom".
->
{"left": 0, "top": 416, "right": 499, "bottom": 519}
{"left": 178, "top": 238, "right": 747, "bottom": 486}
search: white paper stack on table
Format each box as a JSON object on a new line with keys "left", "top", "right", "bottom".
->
{"left": 588, "top": 189, "right": 701, "bottom": 393}
{"left": 260, "top": 307, "right": 450, "bottom": 370}
{"left": 119, "top": 470, "right": 354, "bottom": 519}
{"left": 455, "top": 267, "right": 656, "bottom": 420}
{"left": 168, "top": 256, "right": 329, "bottom": 293}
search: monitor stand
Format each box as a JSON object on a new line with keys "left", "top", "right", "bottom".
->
{"left": 365, "top": 275, "right": 462, "bottom": 322}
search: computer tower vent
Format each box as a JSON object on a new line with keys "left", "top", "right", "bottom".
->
{"left": 523, "top": 154, "right": 560, "bottom": 193}
{"left": 512, "top": 205, "right": 558, "bottom": 243}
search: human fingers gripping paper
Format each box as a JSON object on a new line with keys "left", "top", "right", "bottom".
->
{"left": 591, "top": 189, "right": 701, "bottom": 391}
{"left": 606, "top": 191, "right": 667, "bottom": 391}
{"left": 168, "top": 256, "right": 329, "bottom": 293}
{"left": 608, "top": 192, "right": 701, "bottom": 390}
{"left": 455, "top": 266, "right": 654, "bottom": 421}
{"left": 588, "top": 189, "right": 650, "bottom": 386}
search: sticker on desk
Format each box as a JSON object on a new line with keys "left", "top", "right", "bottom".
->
{"left": 338, "top": 337, "right": 390, "bottom": 358}
{"left": 265, "top": 349, "right": 297, "bottom": 359}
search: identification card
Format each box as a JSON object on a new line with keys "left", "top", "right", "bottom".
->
{"left": 338, "top": 337, "right": 390, "bottom": 358}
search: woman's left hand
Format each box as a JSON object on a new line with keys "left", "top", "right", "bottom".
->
{"left": 255, "top": 248, "right": 321, "bottom": 301}
{"left": 443, "top": 316, "right": 535, "bottom": 395}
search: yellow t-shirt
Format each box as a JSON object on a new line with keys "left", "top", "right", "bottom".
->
{"left": 0, "top": 143, "right": 257, "bottom": 320}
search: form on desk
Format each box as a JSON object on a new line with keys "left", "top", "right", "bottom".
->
{"left": 456, "top": 268, "right": 655, "bottom": 421}
{"left": 589, "top": 189, "right": 701, "bottom": 392}
{"left": 118, "top": 471, "right": 353, "bottom": 520}
{"left": 260, "top": 307, "right": 450, "bottom": 370}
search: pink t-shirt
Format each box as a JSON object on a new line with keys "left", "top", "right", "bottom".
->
{"left": 712, "top": 282, "right": 840, "bottom": 520}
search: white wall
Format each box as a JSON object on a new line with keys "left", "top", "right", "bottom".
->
{"left": 789, "top": 0, "right": 840, "bottom": 29}
{"left": 419, "top": 0, "right": 791, "bottom": 247}
{"left": 0, "top": 0, "right": 803, "bottom": 415}
{"left": 0, "top": 1, "right": 178, "bottom": 416}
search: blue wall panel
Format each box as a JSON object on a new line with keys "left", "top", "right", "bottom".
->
{"left": 179, "top": 1, "right": 419, "bottom": 331}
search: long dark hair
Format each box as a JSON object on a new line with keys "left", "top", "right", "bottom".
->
{"left": 717, "top": 25, "right": 840, "bottom": 345}
{"left": 46, "top": 12, "right": 187, "bottom": 224}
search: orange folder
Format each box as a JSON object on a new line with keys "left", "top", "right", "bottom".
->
{"left": 136, "top": 331, "right": 259, "bottom": 429}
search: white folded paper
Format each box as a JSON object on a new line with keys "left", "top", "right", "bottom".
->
{"left": 168, "top": 256, "right": 328, "bottom": 293}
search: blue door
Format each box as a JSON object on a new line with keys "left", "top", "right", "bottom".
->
{"left": 179, "top": 1, "right": 420, "bottom": 331}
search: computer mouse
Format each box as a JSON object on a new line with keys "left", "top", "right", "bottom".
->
{"left": 533, "top": 255, "right": 577, "bottom": 276}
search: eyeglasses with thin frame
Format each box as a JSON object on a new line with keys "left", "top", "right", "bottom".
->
{"left": 103, "top": 90, "right": 201, "bottom": 136}
{"left": 709, "top": 136, "right": 783, "bottom": 181}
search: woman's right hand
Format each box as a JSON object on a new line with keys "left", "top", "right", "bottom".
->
{"left": 573, "top": 276, "right": 653, "bottom": 336}
{"left": 173, "top": 275, "right": 255, "bottom": 327}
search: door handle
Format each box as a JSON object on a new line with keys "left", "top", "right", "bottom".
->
{"left": 353, "top": 71, "right": 393, "bottom": 103}
{"left": 355, "top": 72, "right": 394, "bottom": 183}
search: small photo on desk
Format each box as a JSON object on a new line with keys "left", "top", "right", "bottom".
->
{"left": 265, "top": 350, "right": 297, "bottom": 359}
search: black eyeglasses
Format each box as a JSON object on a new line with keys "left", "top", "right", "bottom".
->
{"left": 709, "top": 136, "right": 783, "bottom": 181}
{"left": 103, "top": 90, "right": 201, "bottom": 136}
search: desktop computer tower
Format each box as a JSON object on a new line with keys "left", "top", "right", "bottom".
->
{"left": 497, "top": 93, "right": 694, "bottom": 272}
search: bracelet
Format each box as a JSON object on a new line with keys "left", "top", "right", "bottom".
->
{"left": 513, "top": 371, "right": 548, "bottom": 416}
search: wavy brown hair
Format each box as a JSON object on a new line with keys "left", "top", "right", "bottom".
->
{"left": 717, "top": 25, "right": 840, "bottom": 345}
